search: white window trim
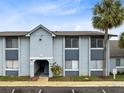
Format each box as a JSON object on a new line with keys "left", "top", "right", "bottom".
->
{"left": 90, "top": 48, "right": 104, "bottom": 50}
{"left": 5, "top": 68, "right": 18, "bottom": 71}
{"left": 116, "top": 66, "right": 124, "bottom": 68}
{"left": 5, "top": 48, "right": 18, "bottom": 50}
{"left": 91, "top": 60, "right": 103, "bottom": 61}
{"left": 90, "top": 69, "right": 103, "bottom": 71}
{"left": 65, "top": 69, "right": 79, "bottom": 71}
{"left": 65, "top": 48, "right": 79, "bottom": 50}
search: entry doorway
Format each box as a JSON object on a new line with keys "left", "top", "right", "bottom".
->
{"left": 34, "top": 60, "right": 49, "bottom": 77}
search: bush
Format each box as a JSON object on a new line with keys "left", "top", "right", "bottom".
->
{"left": 51, "top": 62, "right": 63, "bottom": 77}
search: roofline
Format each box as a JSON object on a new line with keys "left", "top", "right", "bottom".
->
{"left": 0, "top": 31, "right": 117, "bottom": 37}
{"left": 110, "top": 56, "right": 124, "bottom": 58}
{"left": 26, "top": 24, "right": 56, "bottom": 37}
{"left": 52, "top": 31, "right": 117, "bottom": 36}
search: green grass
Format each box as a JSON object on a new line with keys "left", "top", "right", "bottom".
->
{"left": 0, "top": 76, "right": 32, "bottom": 81}
{"left": 49, "top": 75, "right": 124, "bottom": 81}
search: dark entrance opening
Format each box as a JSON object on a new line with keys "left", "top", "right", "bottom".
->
{"left": 34, "top": 60, "right": 49, "bottom": 76}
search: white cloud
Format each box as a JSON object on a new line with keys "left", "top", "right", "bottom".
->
{"left": 28, "top": 4, "right": 78, "bottom": 16}
{"left": 30, "top": 4, "right": 59, "bottom": 15}
{"left": 75, "top": 25, "right": 82, "bottom": 30}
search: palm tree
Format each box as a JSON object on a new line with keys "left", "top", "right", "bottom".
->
{"left": 92, "top": 0, "right": 124, "bottom": 76}
{"left": 119, "top": 32, "right": 124, "bottom": 48}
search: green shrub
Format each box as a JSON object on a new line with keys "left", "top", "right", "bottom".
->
{"left": 51, "top": 62, "right": 63, "bottom": 77}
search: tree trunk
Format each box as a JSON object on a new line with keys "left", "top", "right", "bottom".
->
{"left": 103, "top": 29, "right": 108, "bottom": 76}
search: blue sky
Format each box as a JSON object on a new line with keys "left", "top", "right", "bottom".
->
{"left": 0, "top": 0, "right": 124, "bottom": 36}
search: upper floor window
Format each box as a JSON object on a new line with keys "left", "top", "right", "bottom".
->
{"left": 91, "top": 38, "right": 103, "bottom": 48}
{"left": 6, "top": 37, "right": 18, "bottom": 48}
{"left": 65, "top": 37, "right": 79, "bottom": 48}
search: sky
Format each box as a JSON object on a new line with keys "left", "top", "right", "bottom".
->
{"left": 0, "top": 0, "right": 124, "bottom": 37}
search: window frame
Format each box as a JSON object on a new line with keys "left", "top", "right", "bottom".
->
{"left": 6, "top": 60, "right": 18, "bottom": 70}
{"left": 97, "top": 39, "right": 103, "bottom": 48}
{"left": 65, "top": 60, "right": 79, "bottom": 71}
{"left": 116, "top": 58, "right": 121, "bottom": 67}
{"left": 65, "top": 37, "right": 79, "bottom": 49}
{"left": 91, "top": 38, "right": 103, "bottom": 48}
{"left": 5, "top": 37, "right": 18, "bottom": 49}
{"left": 5, "top": 37, "right": 19, "bottom": 71}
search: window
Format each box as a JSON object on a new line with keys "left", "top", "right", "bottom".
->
{"left": 65, "top": 50, "right": 79, "bottom": 60}
{"left": 6, "top": 60, "right": 18, "bottom": 69}
{"left": 91, "top": 60, "right": 103, "bottom": 69}
{"left": 91, "top": 50, "right": 104, "bottom": 60}
{"left": 6, "top": 37, "right": 18, "bottom": 48}
{"left": 91, "top": 38, "right": 103, "bottom": 48}
{"left": 72, "top": 38, "right": 78, "bottom": 48}
{"left": 91, "top": 38, "right": 96, "bottom": 48}
{"left": 65, "top": 37, "right": 71, "bottom": 48}
{"left": 65, "top": 60, "right": 78, "bottom": 70}
{"left": 6, "top": 50, "right": 18, "bottom": 60}
{"left": 116, "top": 58, "right": 121, "bottom": 66}
{"left": 65, "top": 37, "right": 79, "bottom": 48}
{"left": 65, "top": 60, "right": 72, "bottom": 69}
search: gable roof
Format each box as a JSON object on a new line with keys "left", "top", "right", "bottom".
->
{"left": 110, "top": 40, "right": 124, "bottom": 58}
{"left": 26, "top": 24, "right": 56, "bottom": 37}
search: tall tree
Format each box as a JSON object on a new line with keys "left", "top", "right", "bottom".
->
{"left": 92, "top": 0, "right": 124, "bottom": 76}
{"left": 119, "top": 32, "right": 124, "bottom": 48}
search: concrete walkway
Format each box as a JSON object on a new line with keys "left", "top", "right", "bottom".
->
{"left": 0, "top": 79, "right": 124, "bottom": 87}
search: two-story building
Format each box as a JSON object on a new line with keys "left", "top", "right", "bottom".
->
{"left": 0, "top": 24, "right": 116, "bottom": 77}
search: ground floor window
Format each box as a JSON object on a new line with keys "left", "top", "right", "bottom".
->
{"left": 91, "top": 60, "right": 103, "bottom": 69}
{"left": 65, "top": 60, "right": 79, "bottom": 70}
{"left": 116, "top": 58, "right": 121, "bottom": 66}
{"left": 6, "top": 60, "right": 18, "bottom": 69}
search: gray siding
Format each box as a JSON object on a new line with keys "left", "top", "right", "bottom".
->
{"left": 30, "top": 28, "right": 53, "bottom": 58}
{"left": 65, "top": 71, "right": 79, "bottom": 76}
{"left": 30, "top": 28, "right": 53, "bottom": 77}
{"left": 6, "top": 50, "right": 18, "bottom": 60}
{"left": 20, "top": 37, "right": 30, "bottom": 76}
{"left": 53, "top": 37, "right": 63, "bottom": 67}
{"left": 65, "top": 50, "right": 79, "bottom": 60}
{"left": 0, "top": 37, "right": 3, "bottom": 75}
{"left": 79, "top": 37, "right": 89, "bottom": 76}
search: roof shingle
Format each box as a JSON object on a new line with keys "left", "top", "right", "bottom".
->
{"left": 53, "top": 31, "right": 116, "bottom": 36}
{"left": 0, "top": 31, "right": 29, "bottom": 36}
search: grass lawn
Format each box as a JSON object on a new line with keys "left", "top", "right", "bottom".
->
{"left": 49, "top": 75, "right": 124, "bottom": 81}
{"left": 0, "top": 76, "right": 37, "bottom": 81}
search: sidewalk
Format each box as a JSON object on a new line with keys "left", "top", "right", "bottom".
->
{"left": 0, "top": 79, "right": 124, "bottom": 87}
